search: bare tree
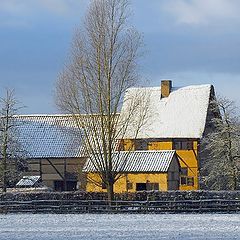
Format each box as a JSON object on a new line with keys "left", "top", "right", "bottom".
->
{"left": 0, "top": 89, "right": 27, "bottom": 192}
{"left": 56, "top": 0, "right": 148, "bottom": 201}
{"left": 201, "top": 96, "right": 240, "bottom": 190}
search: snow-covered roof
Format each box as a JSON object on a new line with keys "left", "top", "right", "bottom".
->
{"left": 13, "top": 115, "right": 84, "bottom": 159}
{"left": 120, "top": 84, "right": 212, "bottom": 139}
{"left": 83, "top": 150, "right": 177, "bottom": 173}
{"left": 10, "top": 114, "right": 120, "bottom": 159}
{"left": 16, "top": 176, "right": 41, "bottom": 187}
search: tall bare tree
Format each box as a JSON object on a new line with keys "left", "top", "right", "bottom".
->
{"left": 56, "top": 0, "right": 148, "bottom": 201}
{"left": 0, "top": 89, "right": 27, "bottom": 192}
{"left": 201, "top": 96, "right": 240, "bottom": 190}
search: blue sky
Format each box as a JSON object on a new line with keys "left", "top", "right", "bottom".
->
{"left": 0, "top": 0, "right": 240, "bottom": 114}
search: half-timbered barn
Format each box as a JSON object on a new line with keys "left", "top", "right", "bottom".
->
{"left": 14, "top": 115, "right": 87, "bottom": 191}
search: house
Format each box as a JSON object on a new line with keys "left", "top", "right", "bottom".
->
{"left": 13, "top": 115, "right": 87, "bottom": 191}
{"left": 11, "top": 80, "right": 215, "bottom": 192}
{"left": 117, "top": 80, "right": 215, "bottom": 191}
{"left": 84, "top": 150, "right": 180, "bottom": 192}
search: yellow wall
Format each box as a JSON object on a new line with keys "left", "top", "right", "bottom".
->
{"left": 121, "top": 139, "right": 199, "bottom": 191}
{"left": 177, "top": 150, "right": 198, "bottom": 190}
{"left": 121, "top": 139, "right": 135, "bottom": 151}
{"left": 148, "top": 139, "right": 199, "bottom": 190}
{"left": 86, "top": 139, "right": 199, "bottom": 192}
{"left": 86, "top": 173, "right": 168, "bottom": 193}
{"left": 148, "top": 141, "right": 172, "bottom": 150}
{"left": 121, "top": 139, "right": 173, "bottom": 151}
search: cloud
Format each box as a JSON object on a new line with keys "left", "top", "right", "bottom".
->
{"left": 0, "top": 0, "right": 85, "bottom": 15}
{"left": 0, "top": 0, "right": 87, "bottom": 28}
{"left": 0, "top": 1, "right": 30, "bottom": 15}
{"left": 162, "top": 0, "right": 240, "bottom": 25}
{"left": 37, "top": 0, "right": 82, "bottom": 16}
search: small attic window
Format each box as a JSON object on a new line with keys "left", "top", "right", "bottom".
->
{"left": 180, "top": 167, "right": 188, "bottom": 176}
{"left": 173, "top": 139, "right": 193, "bottom": 150}
{"left": 135, "top": 139, "right": 148, "bottom": 150}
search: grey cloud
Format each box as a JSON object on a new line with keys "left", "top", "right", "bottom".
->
{"left": 0, "top": 0, "right": 87, "bottom": 17}
{"left": 161, "top": 0, "right": 240, "bottom": 26}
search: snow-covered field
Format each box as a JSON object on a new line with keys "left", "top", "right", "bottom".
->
{"left": 0, "top": 214, "right": 239, "bottom": 240}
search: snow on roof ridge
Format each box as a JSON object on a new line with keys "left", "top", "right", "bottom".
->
{"left": 126, "top": 83, "right": 212, "bottom": 91}
{"left": 14, "top": 114, "right": 74, "bottom": 117}
{"left": 13, "top": 113, "right": 120, "bottom": 118}
{"left": 174, "top": 84, "right": 212, "bottom": 91}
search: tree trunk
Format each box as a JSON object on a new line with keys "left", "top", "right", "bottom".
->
{"left": 107, "top": 181, "right": 114, "bottom": 204}
{"left": 2, "top": 131, "right": 8, "bottom": 193}
{"left": 232, "top": 169, "right": 238, "bottom": 190}
{"left": 2, "top": 157, "right": 7, "bottom": 193}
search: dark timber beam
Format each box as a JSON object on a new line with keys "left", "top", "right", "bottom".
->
{"left": 39, "top": 159, "right": 42, "bottom": 180}
{"left": 46, "top": 158, "right": 65, "bottom": 180}
{"left": 64, "top": 158, "right": 67, "bottom": 191}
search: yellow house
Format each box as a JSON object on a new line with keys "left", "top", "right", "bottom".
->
{"left": 14, "top": 80, "right": 215, "bottom": 193}
{"left": 119, "top": 138, "right": 199, "bottom": 190}
{"left": 84, "top": 150, "right": 180, "bottom": 192}
{"left": 117, "top": 80, "right": 215, "bottom": 191}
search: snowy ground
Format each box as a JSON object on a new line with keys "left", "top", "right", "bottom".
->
{"left": 0, "top": 214, "right": 239, "bottom": 240}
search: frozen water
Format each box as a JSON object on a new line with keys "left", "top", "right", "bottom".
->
{"left": 0, "top": 213, "right": 239, "bottom": 240}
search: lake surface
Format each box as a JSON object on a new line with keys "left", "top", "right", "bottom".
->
{"left": 0, "top": 214, "right": 239, "bottom": 240}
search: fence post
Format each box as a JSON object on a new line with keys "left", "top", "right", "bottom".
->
{"left": 199, "top": 199, "right": 202, "bottom": 213}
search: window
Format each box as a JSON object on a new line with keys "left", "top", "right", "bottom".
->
{"left": 180, "top": 177, "right": 194, "bottom": 186}
{"left": 174, "top": 141, "right": 182, "bottom": 150}
{"left": 173, "top": 139, "right": 193, "bottom": 150}
{"left": 102, "top": 182, "right": 107, "bottom": 189}
{"left": 136, "top": 182, "right": 159, "bottom": 191}
{"left": 146, "top": 183, "right": 159, "bottom": 191}
{"left": 136, "top": 183, "right": 147, "bottom": 191}
{"left": 187, "top": 177, "right": 194, "bottom": 186}
{"left": 135, "top": 139, "right": 148, "bottom": 150}
{"left": 181, "top": 167, "right": 188, "bottom": 176}
{"left": 54, "top": 181, "right": 77, "bottom": 191}
{"left": 180, "top": 177, "right": 187, "bottom": 185}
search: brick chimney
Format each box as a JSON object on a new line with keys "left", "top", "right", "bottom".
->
{"left": 161, "top": 80, "right": 172, "bottom": 98}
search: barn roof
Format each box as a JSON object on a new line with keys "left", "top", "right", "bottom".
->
{"left": 13, "top": 115, "right": 84, "bottom": 159}
{"left": 120, "top": 84, "right": 212, "bottom": 139}
{"left": 12, "top": 114, "right": 121, "bottom": 159}
{"left": 83, "top": 150, "right": 177, "bottom": 173}
{"left": 7, "top": 84, "right": 212, "bottom": 159}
